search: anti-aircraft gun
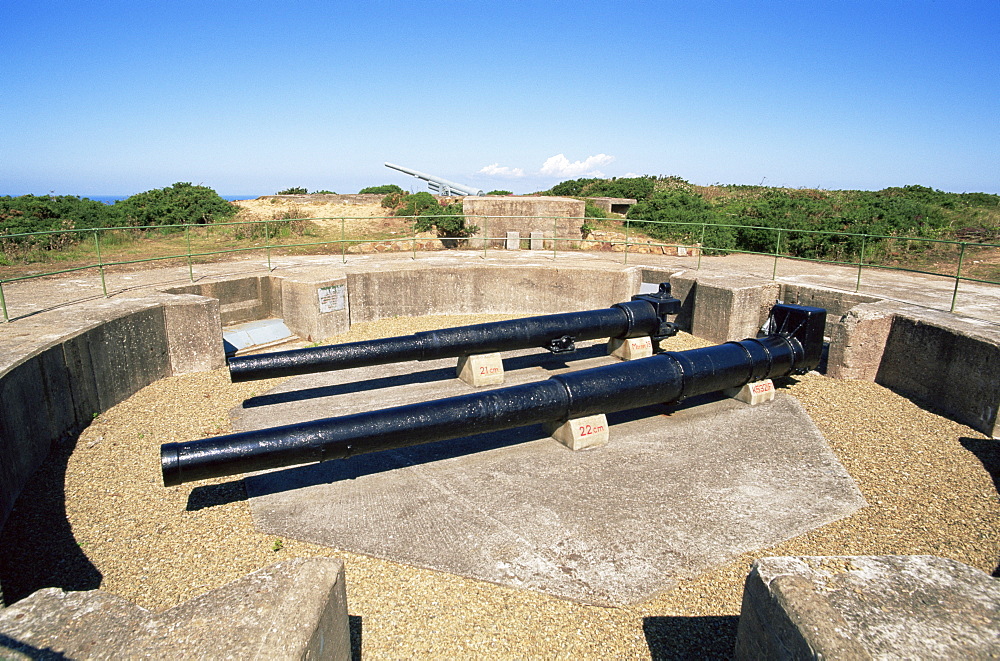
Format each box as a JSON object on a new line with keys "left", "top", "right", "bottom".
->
{"left": 385, "top": 162, "right": 485, "bottom": 197}
{"left": 161, "top": 301, "right": 826, "bottom": 487}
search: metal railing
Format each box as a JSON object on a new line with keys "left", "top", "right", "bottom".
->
{"left": 1, "top": 215, "right": 997, "bottom": 322}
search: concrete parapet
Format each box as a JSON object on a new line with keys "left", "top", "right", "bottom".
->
{"left": 779, "top": 284, "right": 880, "bottom": 338}
{"left": 588, "top": 197, "right": 636, "bottom": 215}
{"left": 0, "top": 557, "right": 351, "bottom": 660}
{"left": 0, "top": 294, "right": 224, "bottom": 543}
{"left": 345, "top": 263, "right": 637, "bottom": 323}
{"left": 734, "top": 555, "right": 1000, "bottom": 660}
{"left": 830, "top": 301, "right": 1000, "bottom": 438}
{"left": 165, "top": 276, "right": 276, "bottom": 326}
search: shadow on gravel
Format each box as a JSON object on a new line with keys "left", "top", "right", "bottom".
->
{"left": 239, "top": 345, "right": 607, "bottom": 408}
{"left": 959, "top": 436, "right": 1000, "bottom": 577}
{"left": 0, "top": 434, "right": 102, "bottom": 606}
{"left": 643, "top": 615, "right": 739, "bottom": 660}
{"left": 349, "top": 615, "right": 362, "bottom": 661}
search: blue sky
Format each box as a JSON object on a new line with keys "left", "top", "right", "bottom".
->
{"left": 3, "top": 0, "right": 998, "bottom": 197}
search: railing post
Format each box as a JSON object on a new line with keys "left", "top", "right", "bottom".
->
{"left": 552, "top": 216, "right": 557, "bottom": 259}
{"left": 94, "top": 229, "right": 108, "bottom": 297}
{"left": 185, "top": 225, "right": 194, "bottom": 283}
{"left": 855, "top": 236, "right": 866, "bottom": 292}
{"left": 412, "top": 220, "right": 417, "bottom": 259}
{"left": 950, "top": 242, "right": 967, "bottom": 313}
{"left": 341, "top": 218, "right": 346, "bottom": 264}
{"left": 697, "top": 224, "right": 706, "bottom": 270}
{"left": 0, "top": 281, "right": 8, "bottom": 322}
{"left": 772, "top": 229, "right": 782, "bottom": 280}
{"left": 265, "top": 220, "right": 272, "bottom": 271}
{"left": 624, "top": 218, "right": 629, "bottom": 264}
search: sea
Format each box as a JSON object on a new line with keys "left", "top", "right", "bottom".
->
{"left": 86, "top": 194, "right": 258, "bottom": 204}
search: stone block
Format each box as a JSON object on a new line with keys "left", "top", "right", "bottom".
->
{"left": 505, "top": 231, "right": 520, "bottom": 250}
{"left": 691, "top": 275, "right": 780, "bottom": 343}
{"left": 607, "top": 336, "right": 654, "bottom": 361}
{"left": 274, "top": 268, "right": 350, "bottom": 343}
{"left": 734, "top": 555, "right": 1000, "bottom": 660}
{"left": 162, "top": 294, "right": 225, "bottom": 375}
{"left": 544, "top": 414, "right": 609, "bottom": 450}
{"left": 724, "top": 379, "right": 775, "bottom": 405}
{"left": 826, "top": 301, "right": 896, "bottom": 381}
{"left": 457, "top": 352, "right": 504, "bottom": 386}
{"left": 530, "top": 231, "right": 544, "bottom": 250}
{"left": 0, "top": 558, "right": 351, "bottom": 660}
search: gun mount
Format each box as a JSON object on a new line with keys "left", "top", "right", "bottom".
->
{"left": 227, "top": 283, "right": 684, "bottom": 382}
{"left": 385, "top": 162, "right": 485, "bottom": 197}
{"left": 161, "top": 303, "right": 826, "bottom": 487}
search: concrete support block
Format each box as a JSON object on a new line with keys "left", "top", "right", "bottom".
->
{"left": 691, "top": 275, "right": 780, "bottom": 343}
{"left": 826, "top": 301, "right": 895, "bottom": 381}
{"left": 0, "top": 558, "right": 352, "bottom": 660}
{"left": 734, "top": 555, "right": 1000, "bottom": 660}
{"left": 724, "top": 379, "right": 775, "bottom": 405}
{"left": 530, "top": 231, "right": 544, "bottom": 250}
{"left": 456, "top": 352, "right": 504, "bottom": 386}
{"left": 274, "top": 268, "right": 350, "bottom": 343}
{"left": 162, "top": 294, "right": 225, "bottom": 375}
{"left": 544, "top": 414, "right": 609, "bottom": 450}
{"left": 607, "top": 336, "right": 653, "bottom": 361}
{"left": 505, "top": 231, "right": 520, "bottom": 250}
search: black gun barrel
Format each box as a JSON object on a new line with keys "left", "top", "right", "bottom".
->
{"left": 227, "top": 287, "right": 681, "bottom": 382}
{"left": 162, "top": 304, "right": 826, "bottom": 487}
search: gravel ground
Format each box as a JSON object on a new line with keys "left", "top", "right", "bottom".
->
{"left": 2, "top": 314, "right": 998, "bottom": 659}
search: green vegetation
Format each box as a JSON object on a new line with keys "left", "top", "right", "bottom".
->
{"left": 0, "top": 183, "right": 237, "bottom": 263}
{"left": 487, "top": 190, "right": 512, "bottom": 196}
{"left": 383, "top": 192, "right": 478, "bottom": 239}
{"left": 359, "top": 184, "right": 404, "bottom": 195}
{"left": 548, "top": 176, "right": 656, "bottom": 200}
{"left": 114, "top": 182, "right": 237, "bottom": 230}
{"left": 276, "top": 187, "right": 308, "bottom": 195}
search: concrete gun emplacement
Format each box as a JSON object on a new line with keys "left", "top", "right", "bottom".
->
{"left": 161, "top": 297, "right": 826, "bottom": 487}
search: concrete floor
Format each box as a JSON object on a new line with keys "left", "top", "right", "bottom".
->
{"left": 236, "top": 344, "right": 866, "bottom": 605}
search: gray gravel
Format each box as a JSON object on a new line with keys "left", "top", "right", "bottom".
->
{"left": 2, "top": 314, "right": 998, "bottom": 659}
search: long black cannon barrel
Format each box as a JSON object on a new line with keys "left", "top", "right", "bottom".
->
{"left": 227, "top": 285, "right": 682, "bottom": 382}
{"left": 161, "top": 304, "right": 826, "bottom": 487}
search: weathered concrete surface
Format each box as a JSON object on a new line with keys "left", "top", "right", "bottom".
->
{"left": 239, "top": 344, "right": 865, "bottom": 606}
{"left": 830, "top": 300, "right": 1000, "bottom": 438}
{"left": 0, "top": 557, "right": 350, "bottom": 660}
{"left": 734, "top": 555, "right": 1000, "bottom": 660}
{"left": 273, "top": 267, "right": 350, "bottom": 342}
{"left": 688, "top": 273, "right": 780, "bottom": 343}
{"left": 344, "top": 260, "right": 639, "bottom": 323}
{"left": 462, "top": 196, "right": 586, "bottom": 246}
{"left": 0, "top": 294, "right": 224, "bottom": 550}
{"left": 165, "top": 275, "right": 276, "bottom": 326}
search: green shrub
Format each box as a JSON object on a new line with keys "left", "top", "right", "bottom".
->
{"left": 276, "top": 187, "right": 308, "bottom": 195}
{"left": 584, "top": 202, "right": 609, "bottom": 219}
{"left": 114, "top": 182, "right": 237, "bottom": 230}
{"left": 487, "top": 190, "right": 512, "bottom": 196}
{"left": 359, "top": 184, "right": 403, "bottom": 195}
{"left": 312, "top": 189, "right": 336, "bottom": 194}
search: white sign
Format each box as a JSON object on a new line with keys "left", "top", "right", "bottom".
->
{"left": 318, "top": 284, "right": 346, "bottom": 313}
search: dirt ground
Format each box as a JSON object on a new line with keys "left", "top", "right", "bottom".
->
{"left": 233, "top": 197, "right": 412, "bottom": 238}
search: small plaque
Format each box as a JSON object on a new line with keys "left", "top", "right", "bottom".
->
{"left": 317, "top": 284, "right": 346, "bottom": 314}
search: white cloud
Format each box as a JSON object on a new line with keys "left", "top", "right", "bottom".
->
{"left": 478, "top": 163, "right": 525, "bottom": 177}
{"left": 539, "top": 153, "right": 615, "bottom": 177}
